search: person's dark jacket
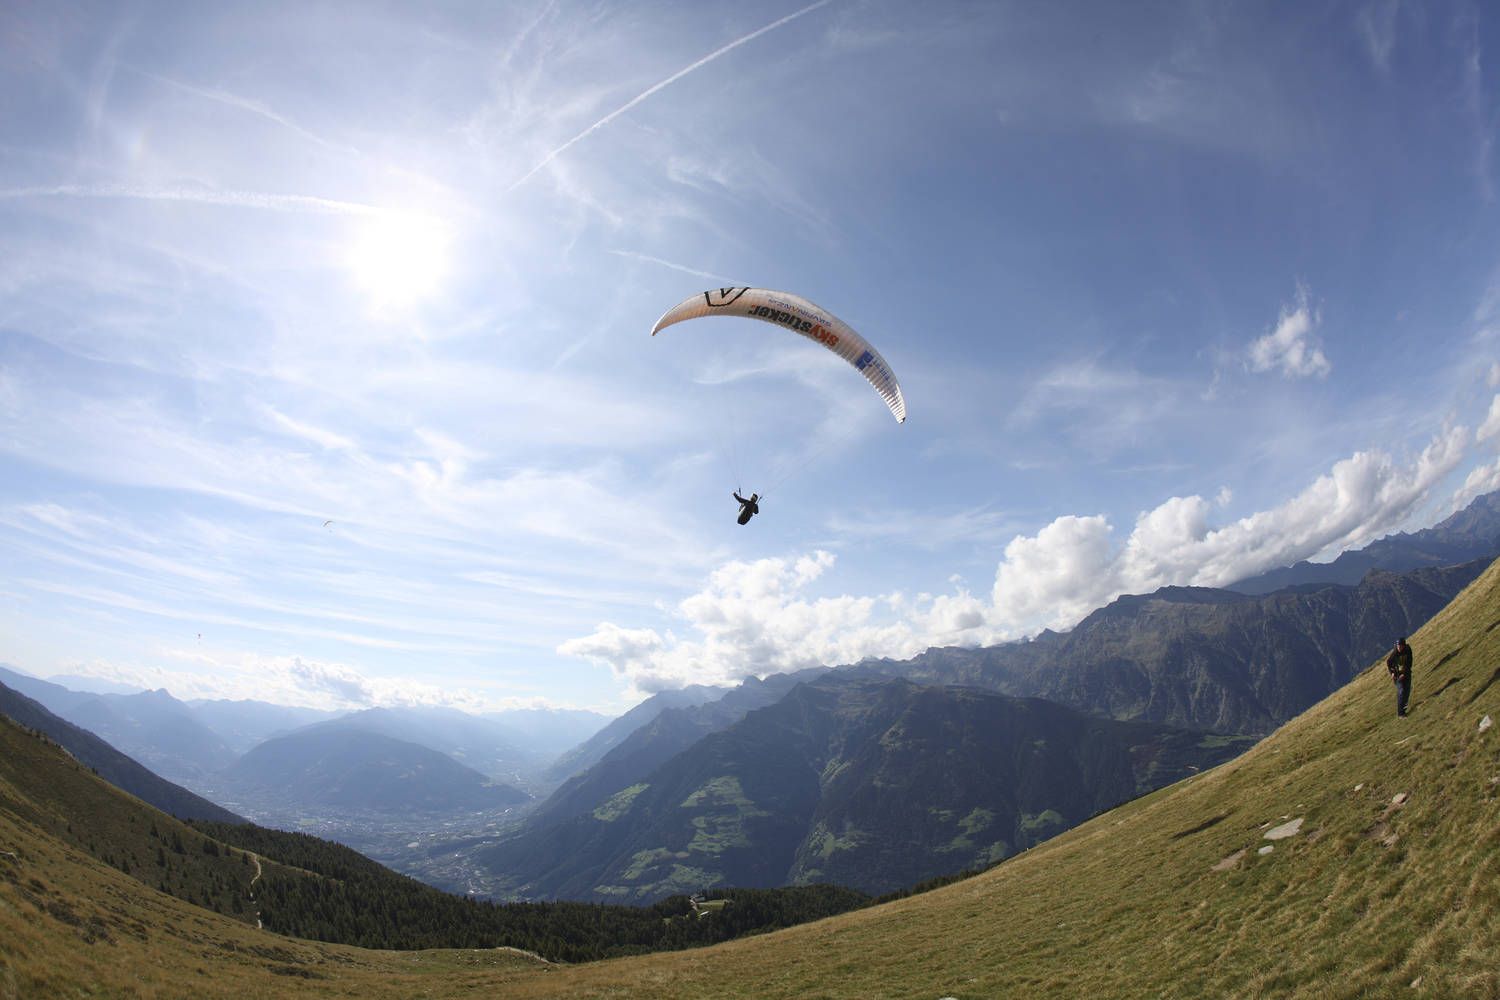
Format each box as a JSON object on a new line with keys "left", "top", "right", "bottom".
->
{"left": 733, "top": 491, "right": 759, "bottom": 525}
{"left": 1386, "top": 643, "right": 1413, "bottom": 681}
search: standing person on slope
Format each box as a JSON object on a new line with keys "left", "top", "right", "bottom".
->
{"left": 1387, "top": 637, "right": 1414, "bottom": 717}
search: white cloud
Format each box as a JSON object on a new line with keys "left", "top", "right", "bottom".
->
{"left": 559, "top": 550, "right": 987, "bottom": 696}
{"left": 563, "top": 423, "right": 1473, "bottom": 685}
{"left": 70, "top": 650, "right": 518, "bottom": 712}
{"left": 990, "top": 423, "right": 1467, "bottom": 631}
{"left": 1452, "top": 458, "right": 1500, "bottom": 511}
{"left": 1247, "top": 289, "right": 1331, "bottom": 379}
{"left": 1455, "top": 393, "right": 1500, "bottom": 509}
{"left": 1477, "top": 393, "right": 1500, "bottom": 442}
{"left": 991, "top": 515, "right": 1118, "bottom": 630}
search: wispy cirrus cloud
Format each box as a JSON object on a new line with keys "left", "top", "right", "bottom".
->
{"left": 1008, "top": 358, "right": 1187, "bottom": 457}
{"left": 507, "top": 0, "right": 836, "bottom": 191}
{"left": 1355, "top": 0, "right": 1400, "bottom": 74}
{"left": 0, "top": 183, "right": 381, "bottom": 215}
{"left": 1453, "top": 4, "right": 1496, "bottom": 202}
{"left": 129, "top": 69, "right": 363, "bottom": 157}
{"left": 608, "top": 250, "right": 735, "bottom": 284}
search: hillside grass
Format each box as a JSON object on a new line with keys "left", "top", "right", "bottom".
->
{"left": 2, "top": 557, "right": 1498, "bottom": 997}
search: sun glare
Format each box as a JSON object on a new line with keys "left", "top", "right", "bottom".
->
{"left": 345, "top": 211, "right": 451, "bottom": 312}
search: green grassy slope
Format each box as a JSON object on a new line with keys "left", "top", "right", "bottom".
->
{"left": 2, "top": 557, "right": 1497, "bottom": 998}
{"left": 545, "top": 555, "right": 1498, "bottom": 999}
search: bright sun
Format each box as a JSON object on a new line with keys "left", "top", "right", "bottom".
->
{"left": 344, "top": 211, "right": 451, "bottom": 311}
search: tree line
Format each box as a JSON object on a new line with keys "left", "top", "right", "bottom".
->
{"left": 188, "top": 821, "right": 877, "bottom": 962}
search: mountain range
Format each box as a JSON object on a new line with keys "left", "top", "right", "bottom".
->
{"left": 217, "top": 727, "right": 531, "bottom": 815}
{"left": 860, "top": 560, "right": 1488, "bottom": 734}
{"left": 2, "top": 492, "right": 1496, "bottom": 912}
{"left": 0, "top": 680, "right": 243, "bottom": 825}
{"left": 480, "top": 673, "right": 1252, "bottom": 901}
{"left": 4, "top": 553, "right": 1496, "bottom": 996}
{"left": 1225, "top": 490, "right": 1500, "bottom": 593}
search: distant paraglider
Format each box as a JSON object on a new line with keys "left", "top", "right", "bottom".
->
{"left": 651, "top": 287, "right": 906, "bottom": 423}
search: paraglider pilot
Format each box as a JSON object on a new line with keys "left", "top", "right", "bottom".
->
{"left": 733, "top": 491, "right": 760, "bottom": 525}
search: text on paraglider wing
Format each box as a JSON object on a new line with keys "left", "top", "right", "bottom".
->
{"left": 855, "top": 349, "right": 894, "bottom": 385}
{"left": 748, "top": 305, "right": 840, "bottom": 348}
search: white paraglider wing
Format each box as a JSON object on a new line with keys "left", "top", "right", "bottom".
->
{"left": 651, "top": 287, "right": 906, "bottom": 423}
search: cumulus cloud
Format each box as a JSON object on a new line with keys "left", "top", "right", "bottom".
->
{"left": 1452, "top": 458, "right": 1500, "bottom": 511}
{"left": 559, "top": 550, "right": 994, "bottom": 695}
{"left": 1477, "top": 393, "right": 1500, "bottom": 442}
{"left": 991, "top": 515, "right": 1118, "bottom": 630}
{"left": 562, "top": 423, "right": 1473, "bottom": 689}
{"left": 1247, "top": 289, "right": 1331, "bottom": 379}
{"left": 995, "top": 424, "right": 1465, "bottom": 630}
{"left": 1454, "top": 393, "right": 1500, "bottom": 509}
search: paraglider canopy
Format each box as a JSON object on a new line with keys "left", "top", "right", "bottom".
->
{"left": 651, "top": 287, "right": 906, "bottom": 423}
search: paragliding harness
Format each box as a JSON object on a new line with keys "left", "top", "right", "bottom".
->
{"left": 733, "top": 491, "right": 760, "bottom": 525}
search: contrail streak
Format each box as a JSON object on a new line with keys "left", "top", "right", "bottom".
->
{"left": 0, "top": 184, "right": 381, "bottom": 215}
{"left": 133, "top": 69, "right": 363, "bottom": 157}
{"left": 509, "top": 0, "right": 835, "bottom": 191}
{"left": 607, "top": 250, "right": 734, "bottom": 284}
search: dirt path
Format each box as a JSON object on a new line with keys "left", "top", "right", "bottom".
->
{"left": 248, "top": 853, "right": 263, "bottom": 930}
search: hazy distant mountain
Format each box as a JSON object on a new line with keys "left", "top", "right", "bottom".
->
{"left": 186, "top": 698, "right": 342, "bottom": 754}
{"left": 529, "top": 670, "right": 828, "bottom": 830}
{"left": 220, "top": 728, "right": 530, "bottom": 814}
{"left": 294, "top": 706, "right": 549, "bottom": 789}
{"left": 481, "top": 707, "right": 610, "bottom": 758}
{"left": 0, "top": 680, "right": 243, "bottom": 823}
{"left": 544, "top": 683, "right": 731, "bottom": 783}
{"left": 45, "top": 673, "right": 146, "bottom": 695}
{"left": 0, "top": 664, "right": 100, "bottom": 715}
{"left": 57, "top": 688, "right": 238, "bottom": 787}
{"left": 480, "top": 675, "right": 1249, "bottom": 902}
{"left": 1226, "top": 490, "right": 1500, "bottom": 593}
{"left": 0, "top": 668, "right": 241, "bottom": 786}
{"left": 863, "top": 560, "right": 1488, "bottom": 735}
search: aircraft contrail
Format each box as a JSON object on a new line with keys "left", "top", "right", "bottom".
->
{"left": 0, "top": 183, "right": 380, "bottom": 215}
{"left": 607, "top": 250, "right": 734, "bottom": 284}
{"left": 133, "top": 69, "right": 363, "bottom": 158}
{"left": 508, "top": 0, "right": 835, "bottom": 191}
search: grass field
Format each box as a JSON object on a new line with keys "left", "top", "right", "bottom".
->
{"left": 3, "top": 557, "right": 1498, "bottom": 998}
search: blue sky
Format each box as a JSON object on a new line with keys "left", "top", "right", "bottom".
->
{"left": 3, "top": 0, "right": 1500, "bottom": 714}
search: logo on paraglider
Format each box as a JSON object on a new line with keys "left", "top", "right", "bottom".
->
{"left": 704, "top": 287, "right": 750, "bottom": 308}
{"left": 855, "top": 349, "right": 893, "bottom": 386}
